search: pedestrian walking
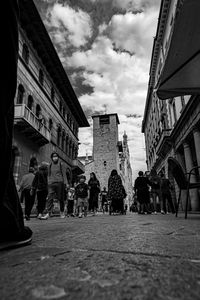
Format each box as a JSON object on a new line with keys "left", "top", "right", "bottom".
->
{"left": 149, "top": 169, "right": 161, "bottom": 214}
{"left": 100, "top": 187, "right": 108, "bottom": 213}
{"left": 19, "top": 167, "right": 35, "bottom": 220}
{"left": 67, "top": 184, "right": 76, "bottom": 217}
{"left": 134, "top": 171, "right": 152, "bottom": 214}
{"left": 42, "top": 152, "right": 68, "bottom": 219}
{"left": 160, "top": 173, "right": 175, "bottom": 214}
{"left": 107, "top": 169, "right": 126, "bottom": 215}
{"left": 75, "top": 175, "right": 90, "bottom": 218}
{"left": 31, "top": 162, "right": 48, "bottom": 219}
{"left": 0, "top": 0, "right": 32, "bottom": 249}
{"left": 88, "top": 172, "right": 100, "bottom": 216}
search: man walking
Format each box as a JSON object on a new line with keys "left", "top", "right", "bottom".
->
{"left": 160, "top": 173, "right": 175, "bottom": 214}
{"left": 19, "top": 167, "right": 35, "bottom": 220}
{"left": 42, "top": 152, "right": 68, "bottom": 219}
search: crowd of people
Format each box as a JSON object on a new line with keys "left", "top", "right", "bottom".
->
{"left": 132, "top": 170, "right": 176, "bottom": 215}
{"left": 18, "top": 152, "right": 128, "bottom": 220}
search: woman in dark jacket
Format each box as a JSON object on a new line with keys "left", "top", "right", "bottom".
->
{"left": 107, "top": 169, "right": 126, "bottom": 214}
{"left": 31, "top": 162, "right": 48, "bottom": 219}
{"left": 88, "top": 172, "right": 100, "bottom": 215}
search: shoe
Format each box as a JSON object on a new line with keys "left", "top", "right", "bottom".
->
{"left": 71, "top": 214, "right": 75, "bottom": 217}
{"left": 78, "top": 214, "right": 83, "bottom": 218}
{"left": 0, "top": 227, "right": 32, "bottom": 251}
{"left": 37, "top": 214, "right": 42, "bottom": 219}
{"left": 60, "top": 212, "right": 65, "bottom": 218}
{"left": 40, "top": 213, "right": 49, "bottom": 220}
{"left": 161, "top": 210, "right": 166, "bottom": 215}
{"left": 153, "top": 211, "right": 157, "bottom": 214}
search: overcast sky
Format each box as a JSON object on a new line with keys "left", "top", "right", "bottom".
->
{"left": 35, "top": 0, "right": 161, "bottom": 182}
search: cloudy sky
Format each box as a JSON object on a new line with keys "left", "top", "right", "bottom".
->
{"left": 35, "top": 0, "right": 161, "bottom": 181}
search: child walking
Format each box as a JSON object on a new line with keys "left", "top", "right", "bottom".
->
{"left": 75, "top": 175, "right": 90, "bottom": 218}
{"left": 67, "top": 184, "right": 76, "bottom": 217}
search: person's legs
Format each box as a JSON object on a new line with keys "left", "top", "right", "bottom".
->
{"left": 152, "top": 192, "right": 157, "bottom": 213}
{"left": 56, "top": 182, "right": 65, "bottom": 213}
{"left": 37, "top": 190, "right": 48, "bottom": 215}
{"left": 46, "top": 184, "right": 56, "bottom": 214}
{"left": 166, "top": 192, "right": 175, "bottom": 214}
{"left": 161, "top": 193, "right": 167, "bottom": 214}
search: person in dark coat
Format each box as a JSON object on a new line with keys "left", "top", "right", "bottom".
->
{"left": 0, "top": 0, "right": 32, "bottom": 249}
{"left": 160, "top": 173, "right": 175, "bottom": 214}
{"left": 31, "top": 162, "right": 48, "bottom": 219}
{"left": 134, "top": 171, "right": 152, "bottom": 214}
{"left": 88, "top": 172, "right": 100, "bottom": 215}
{"left": 107, "top": 169, "right": 126, "bottom": 214}
{"left": 149, "top": 168, "right": 161, "bottom": 214}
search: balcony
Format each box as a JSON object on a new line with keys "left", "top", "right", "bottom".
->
{"left": 72, "top": 159, "right": 85, "bottom": 174}
{"left": 156, "top": 129, "right": 172, "bottom": 158}
{"left": 14, "top": 104, "right": 51, "bottom": 146}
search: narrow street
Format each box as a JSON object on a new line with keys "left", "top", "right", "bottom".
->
{"left": 0, "top": 213, "right": 200, "bottom": 300}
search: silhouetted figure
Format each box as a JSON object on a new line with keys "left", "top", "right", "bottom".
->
{"left": 0, "top": 0, "right": 32, "bottom": 249}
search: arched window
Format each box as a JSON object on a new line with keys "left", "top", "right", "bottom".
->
{"left": 57, "top": 125, "right": 61, "bottom": 147}
{"left": 65, "top": 135, "right": 69, "bottom": 156}
{"left": 69, "top": 139, "right": 72, "bottom": 159}
{"left": 35, "top": 104, "right": 41, "bottom": 118}
{"left": 39, "top": 69, "right": 44, "bottom": 86}
{"left": 22, "top": 43, "right": 29, "bottom": 64}
{"left": 17, "top": 84, "right": 25, "bottom": 104}
{"left": 51, "top": 87, "right": 55, "bottom": 102}
{"left": 49, "top": 118, "right": 53, "bottom": 131}
{"left": 27, "top": 95, "right": 33, "bottom": 110}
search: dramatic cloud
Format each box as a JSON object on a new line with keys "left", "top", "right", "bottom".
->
{"left": 108, "top": 10, "right": 158, "bottom": 58}
{"left": 47, "top": 3, "right": 92, "bottom": 48}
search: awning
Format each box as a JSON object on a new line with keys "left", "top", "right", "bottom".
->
{"left": 157, "top": 0, "right": 200, "bottom": 100}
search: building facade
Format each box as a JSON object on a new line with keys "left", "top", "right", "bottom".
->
{"left": 79, "top": 114, "right": 133, "bottom": 207}
{"left": 142, "top": 0, "right": 200, "bottom": 211}
{"left": 13, "top": 0, "right": 89, "bottom": 185}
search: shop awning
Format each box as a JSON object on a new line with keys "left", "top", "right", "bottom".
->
{"left": 157, "top": 0, "right": 200, "bottom": 100}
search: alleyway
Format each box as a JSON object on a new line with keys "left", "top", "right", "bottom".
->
{"left": 0, "top": 213, "right": 200, "bottom": 300}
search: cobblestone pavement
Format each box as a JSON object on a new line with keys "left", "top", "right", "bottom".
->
{"left": 0, "top": 212, "right": 200, "bottom": 300}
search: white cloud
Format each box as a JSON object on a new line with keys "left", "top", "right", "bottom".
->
{"left": 47, "top": 3, "right": 92, "bottom": 47}
{"left": 109, "top": 10, "right": 158, "bottom": 58}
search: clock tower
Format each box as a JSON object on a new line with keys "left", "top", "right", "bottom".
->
{"left": 92, "top": 113, "right": 120, "bottom": 189}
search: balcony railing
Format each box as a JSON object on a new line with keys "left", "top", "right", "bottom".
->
{"left": 14, "top": 104, "right": 51, "bottom": 145}
{"left": 156, "top": 129, "right": 172, "bottom": 158}
{"left": 72, "top": 159, "right": 85, "bottom": 174}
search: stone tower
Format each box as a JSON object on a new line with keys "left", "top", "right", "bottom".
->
{"left": 92, "top": 114, "right": 120, "bottom": 189}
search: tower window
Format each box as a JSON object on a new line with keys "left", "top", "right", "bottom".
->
{"left": 99, "top": 115, "right": 110, "bottom": 125}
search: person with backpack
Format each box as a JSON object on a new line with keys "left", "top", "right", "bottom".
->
{"left": 41, "top": 152, "right": 68, "bottom": 219}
